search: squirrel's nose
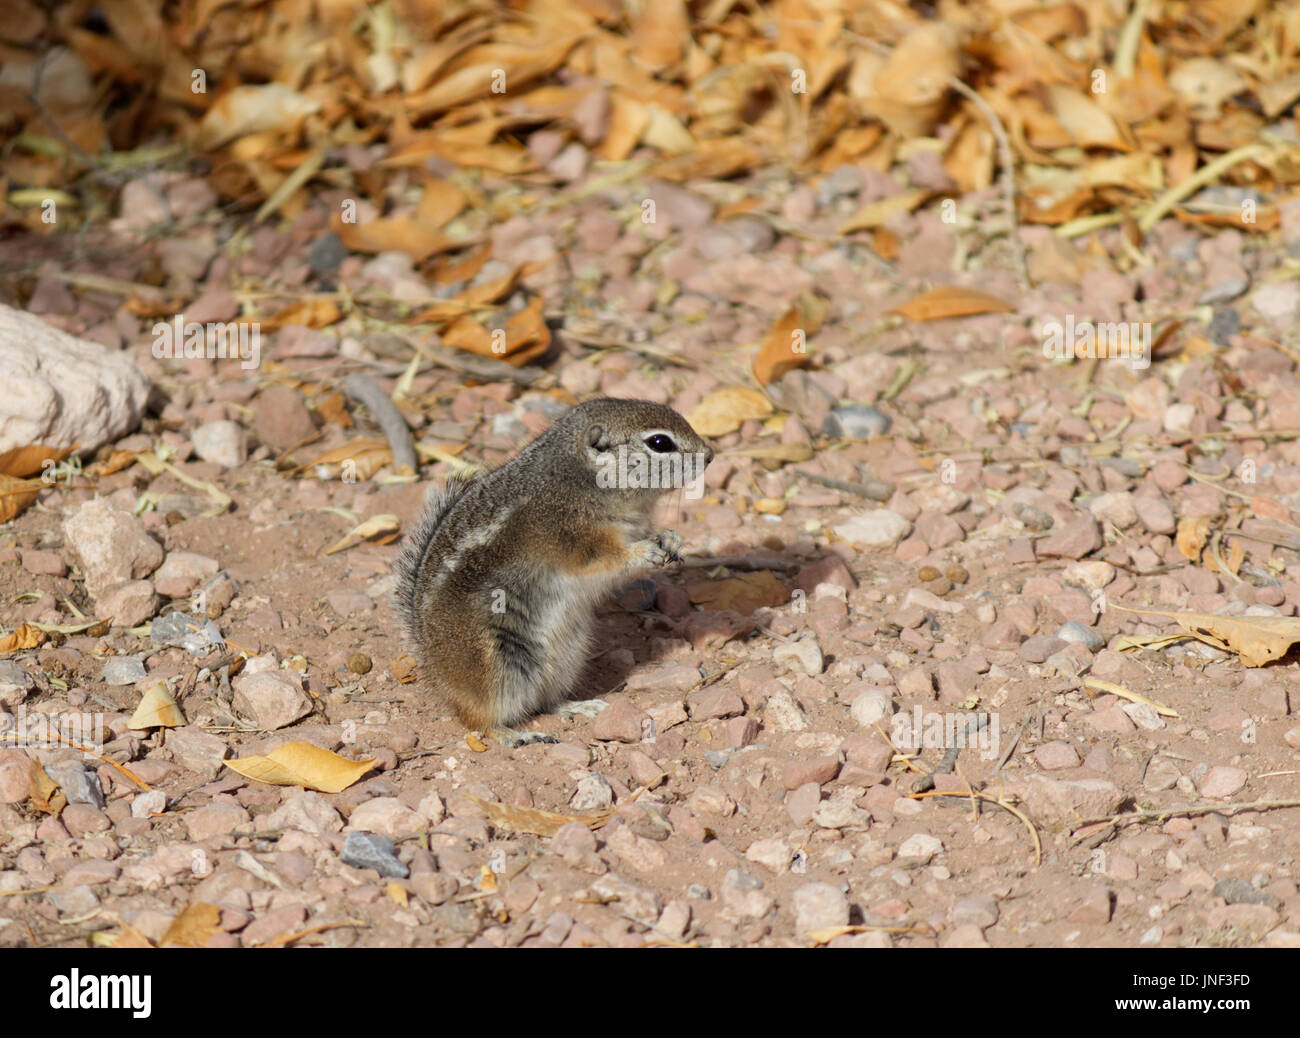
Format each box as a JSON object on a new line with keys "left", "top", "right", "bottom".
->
{"left": 704, "top": 444, "right": 714, "bottom": 464}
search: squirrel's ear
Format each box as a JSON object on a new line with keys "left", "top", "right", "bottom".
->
{"left": 584, "top": 423, "right": 610, "bottom": 455}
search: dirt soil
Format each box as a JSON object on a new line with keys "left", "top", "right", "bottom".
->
{"left": 4, "top": 163, "right": 1300, "bottom": 948}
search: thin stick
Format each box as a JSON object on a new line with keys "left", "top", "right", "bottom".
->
{"left": 795, "top": 470, "right": 894, "bottom": 502}
{"left": 1138, "top": 143, "right": 1270, "bottom": 232}
{"left": 1071, "top": 797, "right": 1300, "bottom": 836}
{"left": 342, "top": 374, "right": 418, "bottom": 474}
{"left": 909, "top": 788, "right": 1042, "bottom": 866}
{"left": 947, "top": 77, "right": 1030, "bottom": 295}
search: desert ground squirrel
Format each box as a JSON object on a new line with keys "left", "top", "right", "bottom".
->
{"left": 395, "top": 397, "right": 713, "bottom": 738}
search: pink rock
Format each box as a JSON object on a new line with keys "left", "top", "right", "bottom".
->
{"left": 782, "top": 755, "right": 841, "bottom": 790}
{"left": 1037, "top": 518, "right": 1102, "bottom": 560}
{"left": 1034, "top": 740, "right": 1080, "bottom": 770}
{"left": 20, "top": 549, "right": 66, "bottom": 577}
{"left": 591, "top": 700, "right": 650, "bottom": 743}
{"left": 1199, "top": 765, "right": 1248, "bottom": 799}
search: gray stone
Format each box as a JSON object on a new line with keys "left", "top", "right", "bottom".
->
{"left": 822, "top": 404, "right": 891, "bottom": 439}
{"left": 340, "top": 832, "right": 408, "bottom": 878}
{"left": 45, "top": 761, "right": 105, "bottom": 808}
{"left": 1055, "top": 621, "right": 1103, "bottom": 651}
{"left": 151, "top": 610, "right": 224, "bottom": 653}
{"left": 101, "top": 657, "right": 147, "bottom": 685}
{"left": 0, "top": 661, "right": 34, "bottom": 707}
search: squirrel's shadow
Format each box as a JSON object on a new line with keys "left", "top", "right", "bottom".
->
{"left": 566, "top": 548, "right": 826, "bottom": 706}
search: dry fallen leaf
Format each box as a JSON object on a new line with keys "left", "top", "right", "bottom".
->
{"left": 258, "top": 298, "right": 342, "bottom": 331}
{"left": 0, "top": 444, "right": 74, "bottom": 478}
{"left": 687, "top": 388, "right": 774, "bottom": 437}
{"left": 324, "top": 514, "right": 402, "bottom": 555}
{"left": 159, "top": 902, "right": 222, "bottom": 948}
{"left": 892, "top": 286, "right": 1015, "bottom": 322}
{"left": 331, "top": 213, "right": 454, "bottom": 263}
{"left": 224, "top": 742, "right": 376, "bottom": 793}
{"left": 686, "top": 570, "right": 790, "bottom": 614}
{"left": 196, "top": 84, "right": 321, "bottom": 150}
{"left": 753, "top": 304, "right": 820, "bottom": 385}
{"left": 306, "top": 438, "right": 393, "bottom": 482}
{"left": 838, "top": 188, "right": 931, "bottom": 234}
{"left": 1112, "top": 604, "right": 1300, "bottom": 668}
{"left": 28, "top": 759, "right": 66, "bottom": 816}
{"left": 467, "top": 794, "right": 616, "bottom": 837}
{"left": 128, "top": 682, "right": 186, "bottom": 730}
{"left": 0, "top": 623, "right": 47, "bottom": 654}
{"left": 1175, "top": 516, "right": 1210, "bottom": 560}
{"left": 0, "top": 475, "right": 43, "bottom": 523}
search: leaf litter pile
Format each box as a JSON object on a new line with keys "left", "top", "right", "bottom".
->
{"left": 2, "top": 1, "right": 1300, "bottom": 949}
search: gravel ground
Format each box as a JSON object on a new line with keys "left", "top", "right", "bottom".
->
{"left": 4, "top": 162, "right": 1300, "bottom": 948}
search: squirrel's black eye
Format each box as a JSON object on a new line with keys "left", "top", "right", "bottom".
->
{"left": 645, "top": 434, "right": 677, "bottom": 453}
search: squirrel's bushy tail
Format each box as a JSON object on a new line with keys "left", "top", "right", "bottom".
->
{"left": 393, "top": 472, "right": 477, "bottom": 639}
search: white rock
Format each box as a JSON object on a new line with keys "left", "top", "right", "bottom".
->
{"left": 231, "top": 671, "right": 311, "bottom": 730}
{"left": 63, "top": 498, "right": 163, "bottom": 597}
{"left": 764, "top": 690, "right": 810, "bottom": 732}
{"left": 774, "top": 636, "right": 824, "bottom": 676}
{"left": 813, "top": 798, "right": 870, "bottom": 829}
{"left": 793, "top": 882, "right": 850, "bottom": 936}
{"left": 570, "top": 772, "right": 614, "bottom": 811}
{"left": 266, "top": 791, "right": 343, "bottom": 834}
{"left": 191, "top": 420, "right": 247, "bottom": 468}
{"left": 850, "top": 689, "right": 894, "bottom": 727}
{"left": 898, "top": 833, "right": 943, "bottom": 864}
{"left": 0, "top": 303, "right": 150, "bottom": 454}
{"left": 745, "top": 837, "right": 793, "bottom": 873}
{"left": 345, "top": 797, "right": 423, "bottom": 839}
{"left": 0, "top": 661, "right": 34, "bottom": 707}
{"left": 832, "top": 510, "right": 911, "bottom": 549}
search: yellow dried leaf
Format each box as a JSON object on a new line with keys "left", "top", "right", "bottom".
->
{"left": 467, "top": 794, "right": 615, "bottom": 837}
{"left": 28, "top": 760, "right": 65, "bottom": 816}
{"left": 687, "top": 388, "right": 774, "bottom": 437}
{"left": 332, "top": 214, "right": 454, "bottom": 263}
{"left": 1111, "top": 604, "right": 1300, "bottom": 668}
{"left": 1044, "top": 84, "right": 1129, "bottom": 150}
{"left": 224, "top": 742, "right": 376, "bottom": 793}
{"left": 0, "top": 444, "right": 74, "bottom": 478}
{"left": 196, "top": 84, "right": 320, "bottom": 150}
{"left": 416, "top": 178, "right": 467, "bottom": 228}
{"left": 305, "top": 438, "right": 393, "bottom": 482}
{"left": 838, "top": 188, "right": 931, "bottom": 234}
{"left": 324, "top": 514, "right": 402, "bottom": 555}
{"left": 0, "top": 475, "right": 43, "bottom": 523}
{"left": 753, "top": 305, "right": 818, "bottom": 385}
{"left": 0, "top": 623, "right": 47, "bottom": 654}
{"left": 259, "top": 298, "right": 341, "bottom": 331}
{"left": 160, "top": 902, "right": 222, "bottom": 948}
{"left": 891, "top": 286, "right": 1015, "bottom": 322}
{"left": 1175, "top": 516, "right": 1210, "bottom": 560}
{"left": 128, "top": 682, "right": 186, "bottom": 730}
{"left": 386, "top": 882, "right": 409, "bottom": 907}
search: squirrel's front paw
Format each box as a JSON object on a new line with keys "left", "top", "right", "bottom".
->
{"left": 632, "top": 529, "right": 683, "bottom": 568}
